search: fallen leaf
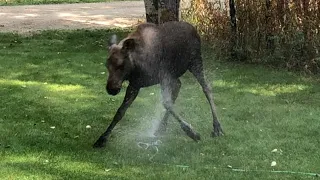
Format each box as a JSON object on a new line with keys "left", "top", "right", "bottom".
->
{"left": 271, "top": 149, "right": 278, "bottom": 153}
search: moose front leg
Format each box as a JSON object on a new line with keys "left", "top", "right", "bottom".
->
{"left": 93, "top": 85, "right": 140, "bottom": 148}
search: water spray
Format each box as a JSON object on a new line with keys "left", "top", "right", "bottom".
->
{"left": 137, "top": 140, "right": 162, "bottom": 161}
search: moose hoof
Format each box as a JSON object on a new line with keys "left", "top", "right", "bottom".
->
{"left": 93, "top": 137, "right": 107, "bottom": 148}
{"left": 191, "top": 132, "right": 201, "bottom": 142}
{"left": 211, "top": 126, "right": 224, "bottom": 137}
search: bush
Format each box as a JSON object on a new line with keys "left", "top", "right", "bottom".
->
{"left": 182, "top": 0, "right": 320, "bottom": 74}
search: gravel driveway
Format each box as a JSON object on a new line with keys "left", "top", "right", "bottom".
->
{"left": 0, "top": 1, "right": 146, "bottom": 34}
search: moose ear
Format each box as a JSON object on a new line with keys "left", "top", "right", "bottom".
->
{"left": 108, "top": 34, "right": 118, "bottom": 49}
{"left": 122, "top": 38, "right": 136, "bottom": 51}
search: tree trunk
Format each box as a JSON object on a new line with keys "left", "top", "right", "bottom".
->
{"left": 277, "top": 0, "right": 285, "bottom": 29}
{"left": 143, "top": 0, "right": 180, "bottom": 24}
{"left": 265, "top": 0, "right": 274, "bottom": 52}
{"left": 159, "top": 0, "right": 181, "bottom": 23}
{"left": 144, "top": 0, "right": 160, "bottom": 24}
{"left": 302, "top": 0, "right": 316, "bottom": 72}
{"left": 229, "top": 0, "right": 237, "bottom": 60}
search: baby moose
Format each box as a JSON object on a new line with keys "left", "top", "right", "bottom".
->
{"left": 93, "top": 21, "right": 224, "bottom": 148}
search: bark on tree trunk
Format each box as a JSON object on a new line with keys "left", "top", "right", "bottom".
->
{"left": 302, "top": 0, "right": 316, "bottom": 72}
{"left": 265, "top": 0, "right": 274, "bottom": 52}
{"left": 144, "top": 0, "right": 159, "bottom": 24}
{"left": 229, "top": 0, "right": 237, "bottom": 60}
{"left": 159, "top": 0, "right": 181, "bottom": 23}
{"left": 143, "top": 0, "right": 180, "bottom": 24}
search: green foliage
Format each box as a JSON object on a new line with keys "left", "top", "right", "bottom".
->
{"left": 1, "top": 29, "right": 320, "bottom": 179}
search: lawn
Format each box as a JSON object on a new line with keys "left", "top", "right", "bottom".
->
{"left": 1, "top": 0, "right": 140, "bottom": 6}
{"left": 0, "top": 29, "right": 319, "bottom": 180}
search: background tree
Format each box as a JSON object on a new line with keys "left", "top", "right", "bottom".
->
{"left": 265, "top": 0, "right": 274, "bottom": 51}
{"left": 229, "top": 0, "right": 237, "bottom": 60}
{"left": 144, "top": 0, "right": 159, "bottom": 24}
{"left": 144, "top": 0, "right": 180, "bottom": 24}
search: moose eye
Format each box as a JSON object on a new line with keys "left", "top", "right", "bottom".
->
{"left": 117, "top": 64, "right": 125, "bottom": 70}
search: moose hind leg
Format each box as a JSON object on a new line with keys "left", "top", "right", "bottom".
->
{"left": 160, "top": 78, "right": 200, "bottom": 141}
{"left": 189, "top": 60, "right": 224, "bottom": 137}
{"left": 155, "top": 79, "right": 181, "bottom": 136}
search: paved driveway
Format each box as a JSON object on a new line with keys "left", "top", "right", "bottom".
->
{"left": 0, "top": 1, "right": 146, "bottom": 33}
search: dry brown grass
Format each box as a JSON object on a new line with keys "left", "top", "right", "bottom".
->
{"left": 183, "top": 0, "right": 320, "bottom": 74}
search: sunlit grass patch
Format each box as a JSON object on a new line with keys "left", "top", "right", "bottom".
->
{"left": 0, "top": 78, "right": 96, "bottom": 105}
{"left": 214, "top": 79, "right": 309, "bottom": 96}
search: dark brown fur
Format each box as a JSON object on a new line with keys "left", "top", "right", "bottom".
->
{"left": 93, "top": 21, "right": 223, "bottom": 148}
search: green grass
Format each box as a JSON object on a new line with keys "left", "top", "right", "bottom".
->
{"left": 0, "top": 28, "right": 320, "bottom": 180}
{"left": 1, "top": 0, "right": 140, "bottom": 6}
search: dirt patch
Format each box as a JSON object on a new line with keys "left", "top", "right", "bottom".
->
{"left": 0, "top": 1, "right": 146, "bottom": 34}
